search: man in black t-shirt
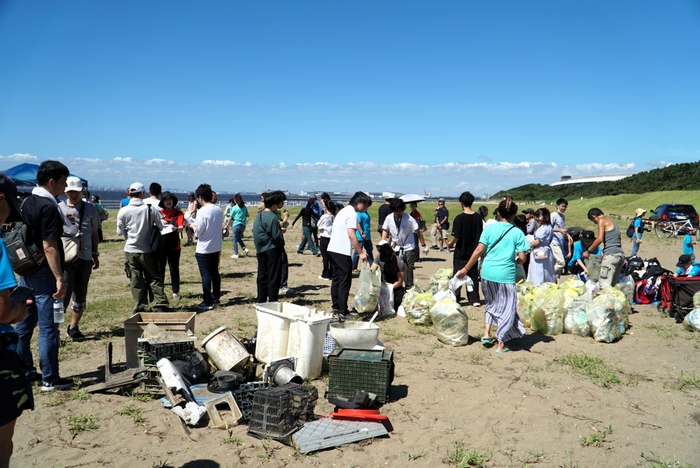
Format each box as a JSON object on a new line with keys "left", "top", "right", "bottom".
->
{"left": 431, "top": 198, "right": 450, "bottom": 251}
{"left": 447, "top": 192, "right": 483, "bottom": 305}
{"left": 14, "top": 160, "right": 74, "bottom": 392}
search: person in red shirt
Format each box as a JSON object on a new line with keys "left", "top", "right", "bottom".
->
{"left": 159, "top": 192, "right": 186, "bottom": 301}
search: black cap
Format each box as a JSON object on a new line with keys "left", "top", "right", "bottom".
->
{"left": 522, "top": 208, "right": 535, "bottom": 214}
{"left": 580, "top": 230, "right": 596, "bottom": 242}
{"left": 677, "top": 254, "right": 692, "bottom": 267}
{"left": 0, "top": 172, "right": 22, "bottom": 223}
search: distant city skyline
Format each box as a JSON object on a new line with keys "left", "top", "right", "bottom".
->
{"left": 1, "top": 2, "right": 698, "bottom": 195}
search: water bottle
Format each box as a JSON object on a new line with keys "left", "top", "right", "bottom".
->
{"left": 53, "top": 300, "right": 65, "bottom": 323}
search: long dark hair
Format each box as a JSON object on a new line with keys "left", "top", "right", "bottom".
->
{"left": 534, "top": 207, "right": 551, "bottom": 225}
{"left": 234, "top": 193, "right": 245, "bottom": 207}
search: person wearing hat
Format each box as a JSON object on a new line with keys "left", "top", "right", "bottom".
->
{"left": 522, "top": 208, "right": 537, "bottom": 236}
{"left": 0, "top": 172, "right": 35, "bottom": 467}
{"left": 58, "top": 177, "right": 100, "bottom": 342}
{"left": 674, "top": 254, "right": 700, "bottom": 277}
{"left": 159, "top": 192, "right": 186, "bottom": 302}
{"left": 372, "top": 239, "right": 405, "bottom": 311}
{"left": 431, "top": 198, "right": 450, "bottom": 252}
{"left": 568, "top": 230, "right": 601, "bottom": 282}
{"left": 683, "top": 226, "right": 697, "bottom": 261}
{"left": 630, "top": 208, "right": 646, "bottom": 257}
{"left": 116, "top": 182, "right": 170, "bottom": 313}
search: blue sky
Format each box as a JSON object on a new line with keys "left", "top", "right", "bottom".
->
{"left": 1, "top": 1, "right": 699, "bottom": 196}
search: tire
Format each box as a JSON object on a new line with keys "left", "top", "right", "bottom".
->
{"left": 654, "top": 222, "right": 674, "bottom": 238}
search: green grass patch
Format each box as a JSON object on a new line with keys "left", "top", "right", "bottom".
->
{"left": 664, "top": 373, "right": 700, "bottom": 392}
{"left": 581, "top": 425, "right": 612, "bottom": 447}
{"left": 66, "top": 413, "right": 99, "bottom": 436}
{"left": 443, "top": 441, "right": 491, "bottom": 468}
{"left": 554, "top": 352, "right": 622, "bottom": 388}
{"left": 115, "top": 404, "right": 148, "bottom": 426}
{"left": 641, "top": 452, "right": 693, "bottom": 468}
{"left": 644, "top": 322, "right": 679, "bottom": 339}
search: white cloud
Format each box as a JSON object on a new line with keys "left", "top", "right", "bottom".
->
{"left": 0, "top": 154, "right": 650, "bottom": 195}
{"left": 0, "top": 153, "right": 39, "bottom": 162}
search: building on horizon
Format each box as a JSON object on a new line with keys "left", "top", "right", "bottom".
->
{"left": 550, "top": 173, "right": 633, "bottom": 187}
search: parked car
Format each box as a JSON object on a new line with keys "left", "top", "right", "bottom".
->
{"left": 648, "top": 204, "right": 699, "bottom": 227}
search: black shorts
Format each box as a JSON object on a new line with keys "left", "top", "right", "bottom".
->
{"left": 0, "top": 342, "right": 34, "bottom": 426}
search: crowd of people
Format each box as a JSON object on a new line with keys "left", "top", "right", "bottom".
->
{"left": 2, "top": 160, "right": 698, "bottom": 467}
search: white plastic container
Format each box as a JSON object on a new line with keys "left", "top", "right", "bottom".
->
{"left": 329, "top": 322, "right": 380, "bottom": 349}
{"left": 201, "top": 326, "right": 251, "bottom": 372}
{"left": 255, "top": 302, "right": 332, "bottom": 380}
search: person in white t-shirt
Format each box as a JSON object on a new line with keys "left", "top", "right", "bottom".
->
{"left": 189, "top": 184, "right": 223, "bottom": 311}
{"left": 327, "top": 192, "right": 372, "bottom": 317}
{"left": 143, "top": 182, "right": 161, "bottom": 207}
{"left": 381, "top": 198, "right": 420, "bottom": 288}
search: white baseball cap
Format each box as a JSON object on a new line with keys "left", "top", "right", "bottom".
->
{"left": 65, "top": 176, "right": 84, "bottom": 193}
{"left": 129, "top": 182, "right": 145, "bottom": 193}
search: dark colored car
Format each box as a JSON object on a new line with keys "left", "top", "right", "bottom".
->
{"left": 648, "top": 204, "right": 699, "bottom": 227}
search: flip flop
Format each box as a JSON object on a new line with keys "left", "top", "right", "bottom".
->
{"left": 480, "top": 337, "right": 491, "bottom": 344}
{"left": 494, "top": 348, "right": 510, "bottom": 354}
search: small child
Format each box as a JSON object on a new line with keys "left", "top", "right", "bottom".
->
{"left": 683, "top": 227, "right": 697, "bottom": 261}
{"left": 568, "top": 230, "right": 601, "bottom": 282}
{"left": 674, "top": 254, "right": 700, "bottom": 277}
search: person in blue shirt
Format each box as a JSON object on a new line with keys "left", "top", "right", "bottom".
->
{"left": 568, "top": 230, "right": 601, "bottom": 282}
{"left": 0, "top": 173, "right": 34, "bottom": 468}
{"left": 352, "top": 210, "right": 374, "bottom": 270}
{"left": 674, "top": 254, "right": 700, "bottom": 277}
{"left": 682, "top": 227, "right": 697, "bottom": 261}
{"left": 630, "top": 208, "right": 645, "bottom": 257}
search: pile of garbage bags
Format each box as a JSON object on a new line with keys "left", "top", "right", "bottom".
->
{"left": 516, "top": 279, "right": 632, "bottom": 343}
{"left": 398, "top": 268, "right": 469, "bottom": 346}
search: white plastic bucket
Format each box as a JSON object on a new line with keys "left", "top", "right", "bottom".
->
{"left": 201, "top": 326, "right": 250, "bottom": 372}
{"left": 255, "top": 302, "right": 332, "bottom": 380}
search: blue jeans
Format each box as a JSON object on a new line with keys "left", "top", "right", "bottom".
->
{"left": 15, "top": 265, "right": 61, "bottom": 382}
{"left": 352, "top": 239, "right": 375, "bottom": 270}
{"left": 231, "top": 224, "right": 246, "bottom": 255}
{"left": 195, "top": 252, "right": 221, "bottom": 306}
{"left": 631, "top": 236, "right": 641, "bottom": 257}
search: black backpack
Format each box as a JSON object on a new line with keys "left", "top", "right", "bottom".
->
{"left": 623, "top": 256, "right": 645, "bottom": 278}
{"left": 626, "top": 220, "right": 637, "bottom": 238}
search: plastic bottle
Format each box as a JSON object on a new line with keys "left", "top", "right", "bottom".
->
{"left": 53, "top": 300, "right": 65, "bottom": 323}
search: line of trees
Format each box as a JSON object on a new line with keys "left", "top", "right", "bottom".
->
{"left": 492, "top": 162, "right": 700, "bottom": 201}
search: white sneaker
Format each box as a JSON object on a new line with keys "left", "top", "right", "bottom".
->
{"left": 231, "top": 254, "right": 239, "bottom": 259}
{"left": 318, "top": 275, "right": 330, "bottom": 281}
{"left": 279, "top": 287, "right": 289, "bottom": 295}
{"left": 242, "top": 248, "right": 249, "bottom": 256}
{"left": 172, "top": 294, "right": 180, "bottom": 301}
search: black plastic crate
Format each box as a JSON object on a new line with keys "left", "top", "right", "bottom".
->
{"left": 281, "top": 383, "right": 318, "bottom": 423}
{"left": 327, "top": 348, "right": 394, "bottom": 404}
{"left": 233, "top": 381, "right": 268, "bottom": 422}
{"left": 137, "top": 340, "right": 195, "bottom": 361}
{"left": 247, "top": 387, "right": 299, "bottom": 440}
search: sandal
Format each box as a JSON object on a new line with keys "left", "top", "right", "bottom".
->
{"left": 494, "top": 347, "right": 510, "bottom": 354}
{"left": 480, "top": 337, "right": 491, "bottom": 344}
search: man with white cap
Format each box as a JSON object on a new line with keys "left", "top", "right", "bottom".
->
{"left": 116, "top": 182, "right": 170, "bottom": 313}
{"left": 59, "top": 177, "right": 100, "bottom": 342}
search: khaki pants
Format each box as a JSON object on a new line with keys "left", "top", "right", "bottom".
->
{"left": 431, "top": 224, "right": 448, "bottom": 247}
{"left": 125, "top": 252, "right": 169, "bottom": 312}
{"left": 598, "top": 252, "right": 625, "bottom": 289}
{"left": 551, "top": 242, "right": 566, "bottom": 276}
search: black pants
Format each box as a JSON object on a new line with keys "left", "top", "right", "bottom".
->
{"left": 280, "top": 249, "right": 289, "bottom": 288}
{"left": 329, "top": 251, "right": 353, "bottom": 314}
{"left": 319, "top": 237, "right": 331, "bottom": 279}
{"left": 453, "top": 257, "right": 480, "bottom": 303}
{"left": 160, "top": 249, "right": 181, "bottom": 294}
{"left": 195, "top": 252, "right": 221, "bottom": 306}
{"left": 257, "top": 248, "right": 283, "bottom": 303}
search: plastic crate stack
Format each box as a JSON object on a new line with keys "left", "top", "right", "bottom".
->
{"left": 247, "top": 383, "right": 318, "bottom": 440}
{"left": 233, "top": 381, "right": 269, "bottom": 422}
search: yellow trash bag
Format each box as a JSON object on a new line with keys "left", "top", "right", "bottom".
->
{"left": 585, "top": 295, "right": 622, "bottom": 343}
{"left": 430, "top": 298, "right": 469, "bottom": 346}
{"left": 530, "top": 283, "right": 564, "bottom": 335}
{"left": 428, "top": 268, "right": 453, "bottom": 293}
{"left": 516, "top": 282, "right": 536, "bottom": 328}
{"left": 353, "top": 262, "right": 381, "bottom": 313}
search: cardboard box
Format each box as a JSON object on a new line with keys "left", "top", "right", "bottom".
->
{"left": 123, "top": 312, "right": 196, "bottom": 368}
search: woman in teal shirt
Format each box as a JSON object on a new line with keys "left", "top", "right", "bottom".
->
{"left": 457, "top": 196, "right": 530, "bottom": 353}
{"left": 227, "top": 193, "right": 249, "bottom": 258}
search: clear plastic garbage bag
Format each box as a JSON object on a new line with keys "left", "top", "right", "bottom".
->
{"left": 585, "top": 295, "right": 622, "bottom": 343}
{"left": 683, "top": 309, "right": 700, "bottom": 332}
{"left": 378, "top": 282, "right": 395, "bottom": 316}
{"left": 353, "top": 263, "right": 381, "bottom": 313}
{"left": 406, "top": 291, "right": 436, "bottom": 326}
{"left": 430, "top": 298, "right": 469, "bottom": 346}
{"left": 516, "top": 282, "right": 536, "bottom": 328}
{"left": 428, "top": 268, "right": 453, "bottom": 294}
{"left": 564, "top": 295, "right": 592, "bottom": 337}
{"left": 530, "top": 283, "right": 564, "bottom": 335}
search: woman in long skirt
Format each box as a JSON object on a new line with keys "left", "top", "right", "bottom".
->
{"left": 457, "top": 196, "right": 530, "bottom": 353}
{"left": 526, "top": 207, "right": 556, "bottom": 286}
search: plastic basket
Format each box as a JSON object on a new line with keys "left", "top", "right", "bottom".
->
{"left": 233, "top": 381, "right": 269, "bottom": 422}
{"left": 282, "top": 383, "right": 318, "bottom": 423}
{"left": 247, "top": 387, "right": 299, "bottom": 440}
{"left": 327, "top": 348, "right": 394, "bottom": 404}
{"left": 137, "top": 340, "right": 195, "bottom": 361}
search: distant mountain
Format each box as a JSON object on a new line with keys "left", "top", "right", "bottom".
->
{"left": 493, "top": 161, "right": 700, "bottom": 201}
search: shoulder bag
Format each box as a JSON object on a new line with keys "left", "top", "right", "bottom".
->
{"left": 61, "top": 202, "right": 86, "bottom": 263}
{"left": 484, "top": 225, "right": 515, "bottom": 258}
{"left": 147, "top": 205, "right": 164, "bottom": 256}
